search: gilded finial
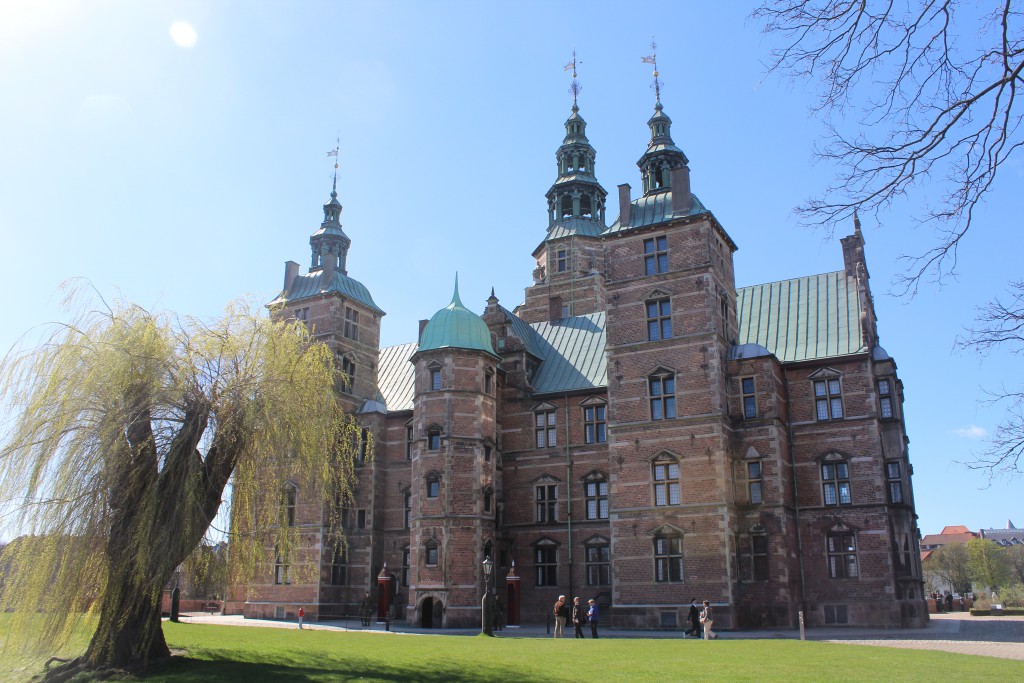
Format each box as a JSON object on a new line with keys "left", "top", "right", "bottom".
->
{"left": 564, "top": 48, "right": 581, "bottom": 106}
{"left": 642, "top": 39, "right": 662, "bottom": 103}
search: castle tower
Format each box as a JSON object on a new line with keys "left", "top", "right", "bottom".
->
{"left": 407, "top": 278, "right": 501, "bottom": 627}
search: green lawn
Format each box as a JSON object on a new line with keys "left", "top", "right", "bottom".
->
{"left": 3, "top": 620, "right": 1024, "bottom": 682}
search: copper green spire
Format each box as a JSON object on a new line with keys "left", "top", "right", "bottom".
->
{"left": 637, "top": 43, "right": 689, "bottom": 197}
{"left": 418, "top": 275, "right": 498, "bottom": 357}
{"left": 310, "top": 140, "right": 351, "bottom": 274}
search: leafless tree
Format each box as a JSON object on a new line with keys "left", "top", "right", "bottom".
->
{"left": 754, "top": 1, "right": 1024, "bottom": 294}
{"left": 956, "top": 281, "right": 1024, "bottom": 478}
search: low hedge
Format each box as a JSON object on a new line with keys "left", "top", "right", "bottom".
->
{"left": 969, "top": 607, "right": 1024, "bottom": 616}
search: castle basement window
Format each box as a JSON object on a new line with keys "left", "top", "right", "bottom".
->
{"left": 654, "top": 534, "right": 684, "bottom": 582}
{"left": 646, "top": 298, "right": 672, "bottom": 341}
{"left": 649, "top": 372, "right": 677, "bottom": 420}
{"left": 814, "top": 379, "right": 844, "bottom": 420}
{"left": 878, "top": 378, "right": 895, "bottom": 419}
{"left": 583, "top": 404, "right": 606, "bottom": 444}
{"left": 343, "top": 306, "right": 359, "bottom": 341}
{"left": 534, "top": 541, "right": 558, "bottom": 586}
{"left": 827, "top": 532, "right": 859, "bottom": 579}
{"left": 536, "top": 483, "right": 557, "bottom": 523}
{"left": 886, "top": 461, "right": 904, "bottom": 504}
{"left": 584, "top": 474, "right": 609, "bottom": 520}
{"left": 535, "top": 409, "right": 557, "bottom": 449}
{"left": 586, "top": 542, "right": 610, "bottom": 586}
{"left": 644, "top": 236, "right": 668, "bottom": 275}
{"left": 653, "top": 459, "right": 681, "bottom": 506}
{"left": 742, "top": 377, "right": 757, "bottom": 419}
{"left": 822, "top": 461, "right": 852, "bottom": 506}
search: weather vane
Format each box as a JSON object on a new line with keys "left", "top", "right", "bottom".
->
{"left": 326, "top": 134, "right": 340, "bottom": 193}
{"left": 642, "top": 39, "right": 662, "bottom": 102}
{"left": 564, "top": 48, "right": 581, "bottom": 106}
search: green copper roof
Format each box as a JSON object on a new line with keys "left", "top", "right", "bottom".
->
{"left": 269, "top": 270, "right": 383, "bottom": 314}
{"left": 736, "top": 271, "right": 866, "bottom": 362}
{"left": 528, "top": 312, "right": 607, "bottom": 393}
{"left": 417, "top": 277, "right": 499, "bottom": 357}
{"left": 604, "top": 191, "right": 708, "bottom": 234}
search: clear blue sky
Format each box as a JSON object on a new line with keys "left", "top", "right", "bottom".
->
{"left": 1, "top": 1, "right": 1020, "bottom": 539}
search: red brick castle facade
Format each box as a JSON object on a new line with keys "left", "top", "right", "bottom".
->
{"left": 229, "top": 93, "right": 927, "bottom": 630}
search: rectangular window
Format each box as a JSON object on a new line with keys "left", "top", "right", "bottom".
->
{"left": 584, "top": 405, "right": 607, "bottom": 444}
{"left": 878, "top": 379, "right": 894, "bottom": 419}
{"left": 644, "top": 236, "right": 668, "bottom": 275}
{"left": 585, "top": 478, "right": 609, "bottom": 519}
{"left": 886, "top": 461, "right": 904, "bottom": 504}
{"left": 646, "top": 298, "right": 672, "bottom": 340}
{"left": 283, "top": 486, "right": 297, "bottom": 527}
{"left": 427, "top": 476, "right": 440, "bottom": 498}
{"left": 357, "top": 428, "right": 369, "bottom": 465}
{"left": 330, "top": 544, "right": 346, "bottom": 586}
{"left": 295, "top": 307, "right": 310, "bottom": 323}
{"left": 586, "top": 544, "right": 610, "bottom": 586}
{"left": 822, "top": 462, "right": 852, "bottom": 506}
{"left": 343, "top": 307, "right": 359, "bottom": 341}
{"left": 484, "top": 371, "right": 493, "bottom": 394}
{"left": 484, "top": 445, "right": 492, "bottom": 462}
{"left": 401, "top": 547, "right": 410, "bottom": 586}
{"left": 653, "top": 462, "right": 681, "bottom": 506}
{"left": 428, "top": 431, "right": 440, "bottom": 450}
{"left": 430, "top": 368, "right": 442, "bottom": 391}
{"left": 483, "top": 489, "right": 492, "bottom": 513}
{"left": 536, "top": 484, "right": 557, "bottom": 523}
{"left": 341, "top": 357, "right": 356, "bottom": 391}
{"left": 747, "top": 461, "right": 763, "bottom": 504}
{"left": 356, "top": 509, "right": 366, "bottom": 529}
{"left": 535, "top": 410, "right": 557, "bottom": 449}
{"left": 404, "top": 492, "right": 411, "bottom": 529}
{"left": 814, "top": 379, "right": 844, "bottom": 420}
{"left": 827, "top": 533, "right": 858, "bottom": 579}
{"left": 274, "top": 554, "right": 290, "bottom": 585}
{"left": 556, "top": 249, "right": 567, "bottom": 273}
{"left": 649, "top": 374, "right": 677, "bottom": 420}
{"left": 751, "top": 535, "right": 769, "bottom": 581}
{"left": 824, "top": 605, "right": 849, "bottom": 624}
{"left": 742, "top": 377, "right": 757, "bottom": 419}
{"left": 535, "top": 545, "right": 557, "bottom": 586}
{"left": 425, "top": 544, "right": 439, "bottom": 567}
{"left": 406, "top": 426, "right": 413, "bottom": 460}
{"left": 654, "top": 536, "right": 683, "bottom": 582}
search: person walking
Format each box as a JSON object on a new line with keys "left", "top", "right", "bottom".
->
{"left": 572, "top": 597, "right": 586, "bottom": 638}
{"left": 298, "top": 606, "right": 304, "bottom": 629}
{"left": 587, "top": 598, "right": 599, "bottom": 639}
{"left": 700, "top": 600, "right": 717, "bottom": 640}
{"left": 687, "top": 597, "right": 701, "bottom": 637}
{"left": 553, "top": 595, "right": 568, "bottom": 638}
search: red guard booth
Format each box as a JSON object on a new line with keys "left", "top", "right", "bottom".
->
{"left": 376, "top": 563, "right": 392, "bottom": 622}
{"left": 505, "top": 561, "right": 521, "bottom": 627}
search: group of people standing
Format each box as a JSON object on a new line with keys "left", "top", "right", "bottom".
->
{"left": 552, "top": 595, "right": 599, "bottom": 638}
{"left": 687, "top": 598, "right": 717, "bottom": 640}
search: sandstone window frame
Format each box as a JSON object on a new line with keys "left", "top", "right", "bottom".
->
{"left": 403, "top": 489, "right": 411, "bottom": 529}
{"left": 426, "top": 472, "right": 441, "bottom": 499}
{"left": 329, "top": 541, "right": 347, "bottom": 586}
{"left": 424, "top": 539, "right": 439, "bottom": 567}
{"left": 739, "top": 529, "right": 769, "bottom": 582}
{"left": 648, "top": 369, "right": 677, "bottom": 420}
{"left": 747, "top": 460, "right": 763, "bottom": 505}
{"left": 535, "top": 481, "right": 558, "bottom": 523}
{"left": 583, "top": 472, "right": 609, "bottom": 520}
{"left": 652, "top": 454, "right": 681, "bottom": 507}
{"left": 273, "top": 545, "right": 290, "bottom": 585}
{"left": 878, "top": 378, "right": 895, "bottom": 419}
{"left": 741, "top": 376, "right": 757, "bottom": 419}
{"left": 405, "top": 422, "right": 414, "bottom": 460}
{"left": 821, "top": 454, "right": 852, "bottom": 506}
{"left": 585, "top": 536, "right": 611, "bottom": 586}
{"left": 886, "top": 460, "right": 904, "bottom": 504}
{"left": 401, "top": 546, "right": 410, "bottom": 586}
{"left": 340, "top": 355, "right": 356, "bottom": 392}
{"left": 582, "top": 400, "right": 607, "bottom": 444}
{"left": 652, "top": 529, "right": 684, "bottom": 583}
{"left": 813, "top": 376, "right": 844, "bottom": 420}
{"left": 534, "top": 404, "right": 558, "bottom": 449}
{"left": 826, "top": 527, "right": 859, "bottom": 579}
{"left": 343, "top": 306, "right": 359, "bottom": 341}
{"left": 282, "top": 482, "right": 298, "bottom": 527}
{"left": 643, "top": 235, "right": 669, "bottom": 275}
{"left": 646, "top": 296, "right": 672, "bottom": 341}
{"left": 483, "top": 486, "right": 494, "bottom": 514}
{"left": 534, "top": 538, "right": 558, "bottom": 586}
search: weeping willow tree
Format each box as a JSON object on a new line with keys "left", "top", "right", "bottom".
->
{"left": 0, "top": 288, "right": 361, "bottom": 680}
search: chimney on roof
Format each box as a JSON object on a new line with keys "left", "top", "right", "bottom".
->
{"left": 670, "top": 166, "right": 691, "bottom": 214}
{"left": 617, "top": 184, "right": 631, "bottom": 226}
{"left": 283, "top": 261, "right": 300, "bottom": 293}
{"left": 418, "top": 319, "right": 429, "bottom": 342}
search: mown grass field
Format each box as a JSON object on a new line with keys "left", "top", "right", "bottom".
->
{"left": 3, "top": 618, "right": 1024, "bottom": 682}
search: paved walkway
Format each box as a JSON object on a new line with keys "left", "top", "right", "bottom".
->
{"left": 178, "top": 611, "right": 1024, "bottom": 661}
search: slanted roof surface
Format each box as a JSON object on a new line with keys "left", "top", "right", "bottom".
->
{"left": 377, "top": 342, "right": 417, "bottom": 411}
{"left": 529, "top": 312, "right": 607, "bottom": 394}
{"left": 604, "top": 191, "right": 708, "bottom": 234}
{"left": 736, "top": 271, "right": 865, "bottom": 362}
{"left": 270, "top": 270, "right": 383, "bottom": 314}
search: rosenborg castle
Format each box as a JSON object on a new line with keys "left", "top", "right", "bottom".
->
{"left": 226, "top": 90, "right": 927, "bottom": 630}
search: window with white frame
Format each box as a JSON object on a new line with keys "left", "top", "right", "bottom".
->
{"left": 649, "top": 371, "right": 677, "bottom": 420}
{"left": 535, "top": 409, "right": 557, "bottom": 449}
{"left": 536, "top": 483, "right": 557, "bottom": 523}
{"left": 742, "top": 377, "right": 757, "bottom": 419}
{"left": 878, "top": 378, "right": 894, "bottom": 419}
{"left": 827, "top": 531, "right": 858, "bottom": 578}
{"left": 822, "top": 460, "right": 852, "bottom": 506}
{"left": 653, "top": 459, "right": 681, "bottom": 506}
{"left": 654, "top": 534, "right": 684, "bottom": 582}
{"left": 586, "top": 542, "right": 610, "bottom": 586}
{"left": 814, "top": 378, "right": 844, "bottom": 420}
{"left": 584, "top": 474, "right": 609, "bottom": 520}
{"left": 535, "top": 541, "right": 557, "bottom": 586}
{"left": 646, "top": 298, "right": 672, "bottom": 341}
{"left": 584, "top": 404, "right": 606, "bottom": 444}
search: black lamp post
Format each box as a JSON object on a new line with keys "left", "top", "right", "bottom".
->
{"left": 482, "top": 556, "right": 494, "bottom": 636}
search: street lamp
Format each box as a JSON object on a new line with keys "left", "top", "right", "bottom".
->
{"left": 481, "top": 556, "right": 494, "bottom": 636}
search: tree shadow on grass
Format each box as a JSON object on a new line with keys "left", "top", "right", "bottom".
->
{"left": 142, "top": 656, "right": 559, "bottom": 683}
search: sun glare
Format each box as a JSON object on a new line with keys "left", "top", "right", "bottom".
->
{"left": 169, "top": 21, "right": 197, "bottom": 48}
